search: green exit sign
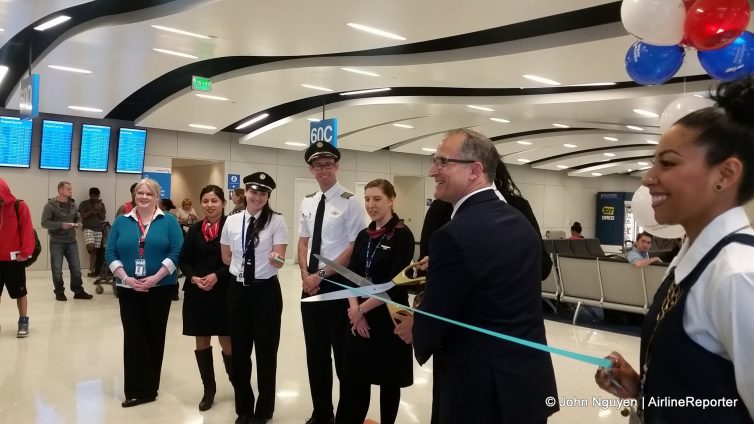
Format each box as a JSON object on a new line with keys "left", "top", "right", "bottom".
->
{"left": 192, "top": 76, "right": 211, "bottom": 92}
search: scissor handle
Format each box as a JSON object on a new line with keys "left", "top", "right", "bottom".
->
{"left": 392, "top": 262, "right": 427, "bottom": 286}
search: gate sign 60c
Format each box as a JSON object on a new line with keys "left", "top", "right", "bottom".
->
{"left": 309, "top": 118, "right": 338, "bottom": 147}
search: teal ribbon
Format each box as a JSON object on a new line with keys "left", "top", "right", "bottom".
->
{"left": 283, "top": 257, "right": 612, "bottom": 369}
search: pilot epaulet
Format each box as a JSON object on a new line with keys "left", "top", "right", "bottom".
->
{"left": 305, "top": 192, "right": 317, "bottom": 198}
{"left": 341, "top": 192, "right": 354, "bottom": 199}
{"left": 229, "top": 209, "right": 242, "bottom": 215}
{"left": 273, "top": 211, "right": 282, "bottom": 215}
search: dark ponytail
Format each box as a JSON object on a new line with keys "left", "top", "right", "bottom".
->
{"left": 252, "top": 198, "right": 276, "bottom": 247}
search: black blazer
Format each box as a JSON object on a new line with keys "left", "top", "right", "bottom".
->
{"left": 413, "top": 189, "right": 558, "bottom": 423}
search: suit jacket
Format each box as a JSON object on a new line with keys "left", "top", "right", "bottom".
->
{"left": 413, "top": 189, "right": 559, "bottom": 423}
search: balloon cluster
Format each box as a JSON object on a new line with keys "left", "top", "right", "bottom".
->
{"left": 623, "top": 0, "right": 753, "bottom": 85}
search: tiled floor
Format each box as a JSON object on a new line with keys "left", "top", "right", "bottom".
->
{"left": 0, "top": 267, "right": 640, "bottom": 424}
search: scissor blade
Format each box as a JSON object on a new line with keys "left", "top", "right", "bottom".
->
{"left": 301, "top": 282, "right": 395, "bottom": 302}
{"left": 314, "top": 254, "right": 373, "bottom": 287}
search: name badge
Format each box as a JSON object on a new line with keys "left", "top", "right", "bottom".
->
{"left": 237, "top": 268, "right": 244, "bottom": 283}
{"left": 135, "top": 259, "right": 146, "bottom": 277}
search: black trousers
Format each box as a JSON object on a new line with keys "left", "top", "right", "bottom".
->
{"left": 301, "top": 295, "right": 349, "bottom": 420}
{"left": 117, "top": 285, "right": 173, "bottom": 399}
{"left": 228, "top": 276, "right": 283, "bottom": 418}
{"left": 336, "top": 381, "right": 401, "bottom": 424}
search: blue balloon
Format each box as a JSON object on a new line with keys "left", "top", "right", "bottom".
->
{"left": 625, "top": 41, "right": 685, "bottom": 85}
{"left": 698, "top": 31, "right": 754, "bottom": 82}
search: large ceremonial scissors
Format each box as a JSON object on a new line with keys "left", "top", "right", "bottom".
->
{"left": 300, "top": 254, "right": 426, "bottom": 303}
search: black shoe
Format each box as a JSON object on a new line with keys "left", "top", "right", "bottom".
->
{"left": 235, "top": 414, "right": 253, "bottom": 424}
{"left": 121, "top": 397, "right": 156, "bottom": 408}
{"left": 55, "top": 293, "right": 67, "bottom": 301}
{"left": 172, "top": 293, "right": 180, "bottom": 301}
{"left": 251, "top": 416, "right": 271, "bottom": 424}
{"left": 87, "top": 271, "right": 98, "bottom": 277}
{"left": 74, "top": 291, "right": 94, "bottom": 300}
{"left": 305, "top": 417, "right": 334, "bottom": 424}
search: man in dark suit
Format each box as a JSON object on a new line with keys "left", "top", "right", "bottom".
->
{"left": 412, "top": 128, "right": 559, "bottom": 423}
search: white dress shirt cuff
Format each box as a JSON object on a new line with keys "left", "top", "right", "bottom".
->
{"left": 162, "top": 258, "right": 177, "bottom": 273}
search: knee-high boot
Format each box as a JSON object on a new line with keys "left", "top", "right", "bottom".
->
{"left": 195, "top": 347, "right": 216, "bottom": 411}
{"left": 222, "top": 351, "right": 232, "bottom": 384}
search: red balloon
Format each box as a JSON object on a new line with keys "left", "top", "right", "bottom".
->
{"left": 685, "top": 0, "right": 751, "bottom": 50}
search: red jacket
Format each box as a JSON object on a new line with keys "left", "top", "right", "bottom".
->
{"left": 0, "top": 178, "right": 35, "bottom": 261}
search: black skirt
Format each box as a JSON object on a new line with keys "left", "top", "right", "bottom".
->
{"left": 182, "top": 278, "right": 229, "bottom": 336}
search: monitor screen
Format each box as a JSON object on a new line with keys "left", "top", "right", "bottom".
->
{"left": 40, "top": 120, "right": 74, "bottom": 170}
{"left": 0, "top": 116, "right": 33, "bottom": 168}
{"left": 115, "top": 128, "right": 146, "bottom": 174}
{"left": 79, "top": 124, "right": 111, "bottom": 172}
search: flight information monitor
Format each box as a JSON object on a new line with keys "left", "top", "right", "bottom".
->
{"left": 0, "top": 116, "right": 33, "bottom": 168}
{"left": 79, "top": 124, "right": 111, "bottom": 172}
{"left": 40, "top": 120, "right": 74, "bottom": 170}
{"left": 115, "top": 128, "right": 147, "bottom": 174}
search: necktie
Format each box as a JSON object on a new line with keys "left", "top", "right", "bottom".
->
{"left": 243, "top": 216, "right": 256, "bottom": 281}
{"left": 308, "top": 194, "right": 326, "bottom": 273}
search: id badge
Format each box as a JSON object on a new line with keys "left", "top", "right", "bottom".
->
{"left": 236, "top": 268, "right": 244, "bottom": 283}
{"left": 135, "top": 259, "right": 146, "bottom": 277}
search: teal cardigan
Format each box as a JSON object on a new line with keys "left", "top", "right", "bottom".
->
{"left": 105, "top": 210, "right": 184, "bottom": 287}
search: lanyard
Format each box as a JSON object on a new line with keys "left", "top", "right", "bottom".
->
{"left": 136, "top": 210, "right": 155, "bottom": 258}
{"left": 364, "top": 235, "right": 385, "bottom": 277}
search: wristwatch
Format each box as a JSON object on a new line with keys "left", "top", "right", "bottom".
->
{"left": 318, "top": 269, "right": 326, "bottom": 278}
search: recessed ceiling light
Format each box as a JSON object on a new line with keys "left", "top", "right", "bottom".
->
{"left": 235, "top": 113, "right": 269, "bottom": 130}
{"left": 626, "top": 125, "right": 644, "bottom": 131}
{"left": 422, "top": 148, "right": 437, "bottom": 152}
{"left": 150, "top": 25, "right": 210, "bottom": 39}
{"left": 48, "top": 65, "right": 91, "bottom": 74}
{"left": 490, "top": 117, "right": 510, "bottom": 123}
{"left": 517, "top": 141, "right": 532, "bottom": 145}
{"left": 592, "top": 172, "right": 603, "bottom": 176}
{"left": 638, "top": 161, "right": 650, "bottom": 166}
{"left": 188, "top": 123, "right": 216, "bottom": 130}
{"left": 307, "top": 118, "right": 321, "bottom": 122}
{"left": 68, "top": 106, "right": 103, "bottom": 113}
{"left": 195, "top": 93, "right": 229, "bottom": 101}
{"left": 34, "top": 16, "right": 70, "bottom": 31}
{"left": 300, "top": 84, "right": 333, "bottom": 92}
{"left": 340, "top": 67, "right": 380, "bottom": 77}
{"left": 603, "top": 136, "right": 618, "bottom": 141}
{"left": 517, "top": 158, "right": 531, "bottom": 163}
{"left": 522, "top": 74, "right": 561, "bottom": 86}
{"left": 568, "top": 82, "right": 616, "bottom": 87}
{"left": 467, "top": 105, "right": 495, "bottom": 112}
{"left": 285, "top": 142, "right": 307, "bottom": 147}
{"left": 346, "top": 23, "right": 406, "bottom": 40}
{"left": 604, "top": 153, "right": 616, "bottom": 157}
{"left": 553, "top": 123, "right": 570, "bottom": 128}
{"left": 557, "top": 165, "right": 569, "bottom": 169}
{"left": 633, "top": 109, "right": 659, "bottom": 118}
{"left": 152, "top": 48, "right": 198, "bottom": 59}
{"left": 392, "top": 123, "right": 413, "bottom": 129}
{"left": 0, "top": 28, "right": 4, "bottom": 32}
{"left": 646, "top": 139, "right": 659, "bottom": 145}
{"left": 0, "top": 66, "right": 8, "bottom": 84}
{"left": 563, "top": 143, "right": 577, "bottom": 148}
{"left": 340, "top": 87, "right": 391, "bottom": 96}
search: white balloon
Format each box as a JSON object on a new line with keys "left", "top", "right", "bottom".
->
{"left": 660, "top": 95, "right": 716, "bottom": 133}
{"left": 621, "top": 0, "right": 686, "bottom": 46}
{"left": 631, "top": 186, "right": 685, "bottom": 239}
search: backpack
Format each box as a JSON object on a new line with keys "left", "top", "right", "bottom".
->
{"left": 14, "top": 200, "right": 42, "bottom": 267}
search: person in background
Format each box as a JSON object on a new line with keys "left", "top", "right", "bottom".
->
{"left": 0, "top": 178, "right": 34, "bottom": 338}
{"left": 106, "top": 178, "right": 184, "bottom": 408}
{"left": 595, "top": 76, "right": 754, "bottom": 422}
{"left": 179, "top": 185, "right": 232, "bottom": 412}
{"left": 159, "top": 199, "right": 177, "bottom": 215}
{"left": 411, "top": 129, "right": 558, "bottom": 423}
{"left": 221, "top": 172, "right": 288, "bottom": 424}
{"left": 298, "top": 142, "right": 365, "bottom": 424}
{"left": 116, "top": 183, "right": 138, "bottom": 217}
{"left": 568, "top": 222, "right": 584, "bottom": 240}
{"left": 231, "top": 188, "right": 246, "bottom": 215}
{"left": 78, "top": 187, "right": 106, "bottom": 277}
{"left": 336, "top": 179, "right": 415, "bottom": 424}
{"left": 627, "top": 232, "right": 662, "bottom": 267}
{"left": 176, "top": 198, "right": 200, "bottom": 227}
{"left": 41, "top": 181, "right": 92, "bottom": 301}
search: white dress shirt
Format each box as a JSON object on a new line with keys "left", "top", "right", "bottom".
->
{"left": 450, "top": 183, "right": 506, "bottom": 220}
{"left": 298, "top": 182, "right": 366, "bottom": 270}
{"left": 221, "top": 210, "right": 288, "bottom": 280}
{"left": 668, "top": 206, "right": 754, "bottom": 414}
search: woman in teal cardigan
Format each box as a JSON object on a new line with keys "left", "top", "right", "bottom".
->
{"left": 106, "top": 178, "right": 184, "bottom": 408}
